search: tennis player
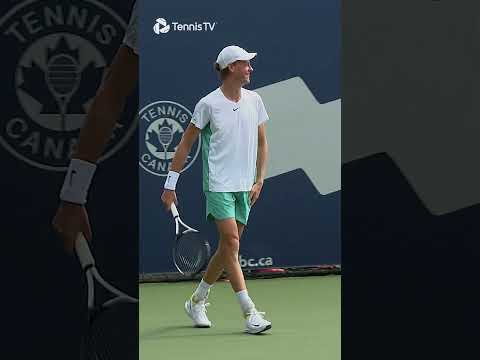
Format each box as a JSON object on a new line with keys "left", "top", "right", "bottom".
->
{"left": 52, "top": 2, "right": 138, "bottom": 252}
{"left": 161, "top": 45, "right": 272, "bottom": 334}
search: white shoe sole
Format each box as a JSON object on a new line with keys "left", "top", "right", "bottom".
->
{"left": 184, "top": 300, "right": 211, "bottom": 328}
{"left": 245, "top": 323, "right": 272, "bottom": 334}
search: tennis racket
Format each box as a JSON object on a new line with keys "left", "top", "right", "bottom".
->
{"left": 75, "top": 233, "right": 138, "bottom": 360}
{"left": 171, "top": 203, "right": 211, "bottom": 276}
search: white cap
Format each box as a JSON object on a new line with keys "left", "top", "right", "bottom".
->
{"left": 216, "top": 45, "right": 257, "bottom": 70}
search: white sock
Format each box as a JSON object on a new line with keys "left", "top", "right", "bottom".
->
{"left": 236, "top": 289, "right": 255, "bottom": 314}
{"left": 192, "top": 279, "right": 212, "bottom": 302}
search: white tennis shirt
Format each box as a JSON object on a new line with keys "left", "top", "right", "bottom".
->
{"left": 122, "top": 2, "right": 138, "bottom": 54}
{"left": 191, "top": 87, "right": 269, "bottom": 192}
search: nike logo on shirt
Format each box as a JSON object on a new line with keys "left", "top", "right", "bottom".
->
{"left": 233, "top": 107, "right": 239, "bottom": 111}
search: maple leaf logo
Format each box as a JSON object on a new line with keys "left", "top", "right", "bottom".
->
{"left": 18, "top": 36, "right": 104, "bottom": 116}
{"left": 146, "top": 119, "right": 183, "bottom": 160}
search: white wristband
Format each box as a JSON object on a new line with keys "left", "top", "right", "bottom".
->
{"left": 164, "top": 170, "right": 180, "bottom": 190}
{"left": 60, "top": 158, "right": 97, "bottom": 205}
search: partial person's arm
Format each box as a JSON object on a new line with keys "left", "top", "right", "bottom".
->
{"left": 255, "top": 123, "right": 269, "bottom": 184}
{"left": 169, "top": 123, "right": 202, "bottom": 172}
{"left": 249, "top": 123, "right": 268, "bottom": 206}
{"left": 52, "top": 45, "right": 138, "bottom": 253}
{"left": 161, "top": 123, "right": 202, "bottom": 210}
{"left": 75, "top": 45, "right": 138, "bottom": 162}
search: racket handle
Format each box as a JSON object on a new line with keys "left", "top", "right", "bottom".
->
{"left": 170, "top": 202, "right": 179, "bottom": 218}
{"left": 75, "top": 233, "right": 95, "bottom": 269}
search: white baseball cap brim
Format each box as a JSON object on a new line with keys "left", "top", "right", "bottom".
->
{"left": 216, "top": 45, "right": 257, "bottom": 70}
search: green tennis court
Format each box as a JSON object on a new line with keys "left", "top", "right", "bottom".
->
{"left": 140, "top": 275, "right": 340, "bottom": 360}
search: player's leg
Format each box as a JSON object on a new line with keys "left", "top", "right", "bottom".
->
{"left": 226, "top": 193, "right": 255, "bottom": 311}
{"left": 201, "top": 220, "right": 245, "bottom": 285}
{"left": 199, "top": 192, "right": 237, "bottom": 286}
{"left": 184, "top": 192, "right": 236, "bottom": 328}
{"left": 192, "top": 193, "right": 246, "bottom": 302}
{"left": 213, "top": 218, "right": 246, "bottom": 292}
{"left": 204, "top": 192, "right": 249, "bottom": 292}
{"left": 233, "top": 191, "right": 272, "bottom": 334}
{"left": 237, "top": 221, "right": 245, "bottom": 239}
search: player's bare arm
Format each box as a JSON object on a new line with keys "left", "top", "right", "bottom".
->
{"left": 161, "top": 123, "right": 201, "bottom": 210}
{"left": 75, "top": 45, "right": 138, "bottom": 162}
{"left": 52, "top": 45, "right": 138, "bottom": 254}
{"left": 249, "top": 123, "right": 268, "bottom": 206}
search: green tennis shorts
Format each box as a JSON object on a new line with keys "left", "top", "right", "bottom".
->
{"left": 205, "top": 191, "right": 251, "bottom": 225}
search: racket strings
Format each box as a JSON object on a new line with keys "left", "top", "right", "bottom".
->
{"left": 174, "top": 232, "right": 210, "bottom": 274}
{"left": 177, "top": 240, "right": 201, "bottom": 272}
{"left": 86, "top": 302, "right": 138, "bottom": 360}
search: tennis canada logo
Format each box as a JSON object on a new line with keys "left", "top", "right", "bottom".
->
{"left": 139, "top": 101, "right": 201, "bottom": 177}
{"left": 0, "top": 0, "right": 137, "bottom": 171}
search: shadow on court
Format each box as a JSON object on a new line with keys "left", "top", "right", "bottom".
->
{"left": 140, "top": 325, "right": 271, "bottom": 339}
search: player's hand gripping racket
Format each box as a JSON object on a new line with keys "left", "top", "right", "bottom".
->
{"left": 75, "top": 233, "right": 138, "bottom": 360}
{"left": 171, "top": 203, "right": 211, "bottom": 276}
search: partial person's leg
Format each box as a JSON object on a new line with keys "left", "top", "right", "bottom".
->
{"left": 187, "top": 217, "right": 249, "bottom": 327}
{"left": 224, "top": 221, "right": 257, "bottom": 312}
{"left": 184, "top": 193, "right": 236, "bottom": 328}
{"left": 188, "top": 191, "right": 270, "bottom": 332}
{"left": 204, "top": 192, "right": 257, "bottom": 315}
{"left": 206, "top": 218, "right": 246, "bottom": 291}
{"left": 203, "top": 217, "right": 256, "bottom": 315}
{"left": 190, "top": 192, "right": 234, "bottom": 301}
{"left": 202, "top": 220, "right": 245, "bottom": 284}
{"left": 236, "top": 221, "right": 245, "bottom": 239}
{"left": 232, "top": 192, "right": 271, "bottom": 333}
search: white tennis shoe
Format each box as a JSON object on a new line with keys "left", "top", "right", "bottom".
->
{"left": 184, "top": 297, "right": 212, "bottom": 328}
{"left": 244, "top": 309, "right": 272, "bottom": 334}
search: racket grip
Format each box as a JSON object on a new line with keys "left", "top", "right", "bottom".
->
{"left": 170, "top": 202, "right": 179, "bottom": 218}
{"left": 75, "top": 233, "right": 95, "bottom": 269}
